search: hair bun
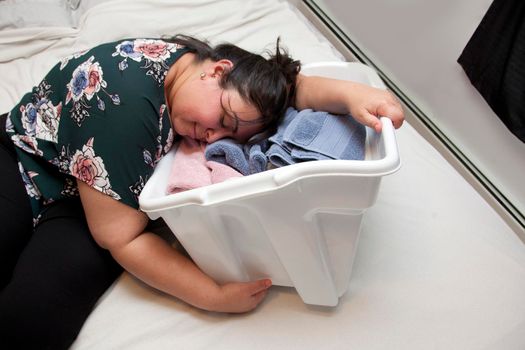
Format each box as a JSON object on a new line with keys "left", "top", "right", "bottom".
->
{"left": 267, "top": 37, "right": 301, "bottom": 103}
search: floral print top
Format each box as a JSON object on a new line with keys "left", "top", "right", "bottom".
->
{"left": 5, "top": 38, "right": 188, "bottom": 222}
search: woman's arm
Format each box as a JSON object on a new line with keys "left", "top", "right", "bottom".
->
{"left": 294, "top": 74, "right": 405, "bottom": 132}
{"left": 77, "top": 180, "right": 271, "bottom": 313}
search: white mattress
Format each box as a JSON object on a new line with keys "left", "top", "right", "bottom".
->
{"left": 1, "top": 1, "right": 524, "bottom": 349}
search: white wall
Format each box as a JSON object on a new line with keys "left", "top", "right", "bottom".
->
{"left": 308, "top": 0, "right": 525, "bottom": 220}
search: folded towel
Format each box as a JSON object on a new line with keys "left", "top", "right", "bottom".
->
{"left": 244, "top": 141, "right": 268, "bottom": 174}
{"left": 207, "top": 160, "right": 242, "bottom": 184}
{"left": 204, "top": 139, "right": 248, "bottom": 175}
{"left": 267, "top": 108, "right": 299, "bottom": 167}
{"left": 267, "top": 108, "right": 366, "bottom": 166}
{"left": 204, "top": 138, "right": 268, "bottom": 175}
{"left": 166, "top": 137, "right": 242, "bottom": 194}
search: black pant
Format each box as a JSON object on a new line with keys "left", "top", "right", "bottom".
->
{"left": 0, "top": 113, "right": 122, "bottom": 349}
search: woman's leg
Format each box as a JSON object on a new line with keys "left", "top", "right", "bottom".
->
{"left": 0, "top": 198, "right": 123, "bottom": 349}
{"left": 0, "top": 112, "right": 34, "bottom": 288}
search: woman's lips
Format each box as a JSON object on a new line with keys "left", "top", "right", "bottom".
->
{"left": 193, "top": 123, "right": 197, "bottom": 140}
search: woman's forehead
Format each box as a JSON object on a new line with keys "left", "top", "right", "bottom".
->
{"left": 221, "top": 89, "right": 260, "bottom": 120}
{"left": 221, "top": 89, "right": 264, "bottom": 140}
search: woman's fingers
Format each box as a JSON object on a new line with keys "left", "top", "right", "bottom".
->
{"left": 246, "top": 278, "right": 272, "bottom": 296}
{"left": 357, "top": 109, "right": 382, "bottom": 132}
{"left": 211, "top": 278, "right": 272, "bottom": 313}
{"left": 354, "top": 96, "right": 405, "bottom": 133}
{"left": 376, "top": 99, "right": 405, "bottom": 129}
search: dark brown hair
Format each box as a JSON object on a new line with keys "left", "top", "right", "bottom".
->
{"left": 165, "top": 34, "right": 301, "bottom": 140}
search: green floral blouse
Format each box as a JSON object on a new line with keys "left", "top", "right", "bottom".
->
{"left": 5, "top": 38, "right": 188, "bottom": 222}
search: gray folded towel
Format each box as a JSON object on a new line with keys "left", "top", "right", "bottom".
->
{"left": 245, "top": 142, "right": 268, "bottom": 174}
{"left": 204, "top": 139, "right": 268, "bottom": 175}
{"left": 267, "top": 107, "right": 366, "bottom": 166}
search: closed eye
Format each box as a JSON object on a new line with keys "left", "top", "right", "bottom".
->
{"left": 219, "top": 114, "right": 227, "bottom": 128}
{"left": 219, "top": 92, "right": 239, "bottom": 133}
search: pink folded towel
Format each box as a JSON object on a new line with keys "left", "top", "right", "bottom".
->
{"left": 166, "top": 137, "right": 243, "bottom": 194}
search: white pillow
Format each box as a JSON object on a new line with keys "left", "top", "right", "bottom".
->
{"left": 0, "top": 0, "right": 74, "bottom": 29}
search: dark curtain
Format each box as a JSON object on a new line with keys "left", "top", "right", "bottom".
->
{"left": 458, "top": 0, "right": 525, "bottom": 142}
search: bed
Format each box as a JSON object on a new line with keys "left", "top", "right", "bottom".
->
{"left": 1, "top": 1, "right": 525, "bottom": 349}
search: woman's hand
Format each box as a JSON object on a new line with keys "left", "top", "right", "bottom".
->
{"left": 207, "top": 279, "right": 272, "bottom": 313}
{"left": 345, "top": 82, "right": 404, "bottom": 133}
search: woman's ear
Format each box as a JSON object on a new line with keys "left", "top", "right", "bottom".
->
{"left": 212, "top": 59, "right": 233, "bottom": 77}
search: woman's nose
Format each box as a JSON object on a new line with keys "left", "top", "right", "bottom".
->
{"left": 205, "top": 128, "right": 230, "bottom": 143}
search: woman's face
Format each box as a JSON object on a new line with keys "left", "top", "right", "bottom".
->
{"left": 168, "top": 73, "right": 263, "bottom": 143}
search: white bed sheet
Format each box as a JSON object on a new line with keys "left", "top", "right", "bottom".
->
{"left": 1, "top": 1, "right": 524, "bottom": 349}
{"left": 74, "top": 123, "right": 525, "bottom": 350}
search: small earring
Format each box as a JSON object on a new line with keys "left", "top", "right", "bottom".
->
{"left": 200, "top": 72, "right": 206, "bottom": 80}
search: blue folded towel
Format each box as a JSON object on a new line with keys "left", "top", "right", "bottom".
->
{"left": 204, "top": 139, "right": 268, "bottom": 175}
{"left": 266, "top": 108, "right": 297, "bottom": 166}
{"left": 267, "top": 107, "right": 366, "bottom": 166}
{"left": 244, "top": 142, "right": 268, "bottom": 174}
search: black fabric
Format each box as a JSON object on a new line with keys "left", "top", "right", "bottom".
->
{"left": 0, "top": 112, "right": 34, "bottom": 288}
{"left": 0, "top": 112, "right": 123, "bottom": 349}
{"left": 458, "top": 0, "right": 525, "bottom": 142}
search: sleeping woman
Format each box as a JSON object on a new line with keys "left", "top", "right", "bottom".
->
{"left": 0, "top": 34, "right": 403, "bottom": 349}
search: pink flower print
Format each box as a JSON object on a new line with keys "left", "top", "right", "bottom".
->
{"left": 113, "top": 39, "right": 179, "bottom": 85}
{"left": 71, "top": 154, "right": 97, "bottom": 186}
{"left": 66, "top": 56, "right": 116, "bottom": 126}
{"left": 133, "top": 40, "right": 170, "bottom": 62}
{"left": 70, "top": 137, "right": 121, "bottom": 200}
{"left": 66, "top": 56, "right": 107, "bottom": 104}
{"left": 164, "top": 128, "right": 174, "bottom": 153}
{"left": 84, "top": 64, "right": 104, "bottom": 100}
{"left": 159, "top": 104, "right": 166, "bottom": 117}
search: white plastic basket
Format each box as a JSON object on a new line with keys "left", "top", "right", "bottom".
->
{"left": 139, "top": 62, "right": 401, "bottom": 306}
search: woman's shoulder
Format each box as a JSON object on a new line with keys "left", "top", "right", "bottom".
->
{"left": 110, "top": 38, "right": 188, "bottom": 70}
{"left": 59, "top": 38, "right": 187, "bottom": 70}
